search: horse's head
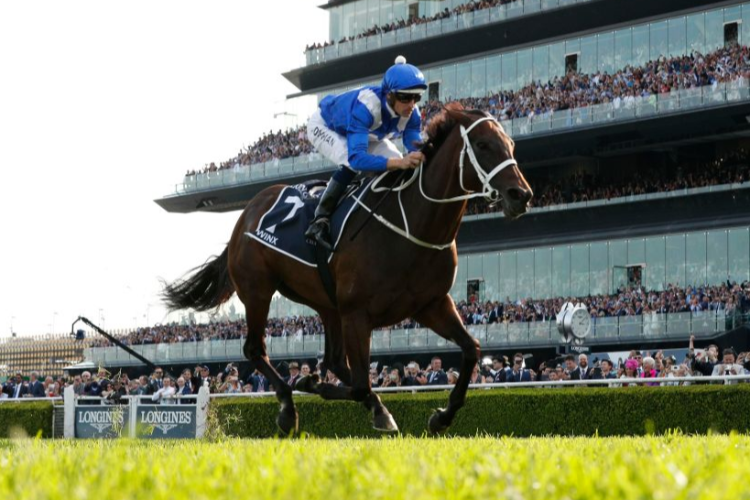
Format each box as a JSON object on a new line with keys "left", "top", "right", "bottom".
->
{"left": 424, "top": 103, "right": 532, "bottom": 219}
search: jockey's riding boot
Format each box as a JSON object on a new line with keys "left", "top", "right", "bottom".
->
{"left": 305, "top": 178, "right": 348, "bottom": 251}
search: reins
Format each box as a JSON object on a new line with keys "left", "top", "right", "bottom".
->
{"left": 351, "top": 115, "right": 517, "bottom": 250}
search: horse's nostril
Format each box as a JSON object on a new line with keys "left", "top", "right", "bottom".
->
{"left": 507, "top": 188, "right": 532, "bottom": 204}
{"left": 507, "top": 188, "right": 523, "bottom": 201}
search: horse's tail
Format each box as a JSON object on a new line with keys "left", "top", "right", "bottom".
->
{"left": 161, "top": 247, "right": 235, "bottom": 312}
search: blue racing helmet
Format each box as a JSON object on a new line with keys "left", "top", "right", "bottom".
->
{"left": 382, "top": 55, "right": 427, "bottom": 94}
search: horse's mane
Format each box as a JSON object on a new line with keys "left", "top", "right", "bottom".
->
{"left": 421, "top": 102, "right": 487, "bottom": 163}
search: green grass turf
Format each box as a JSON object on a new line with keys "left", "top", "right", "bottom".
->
{"left": 1, "top": 435, "right": 749, "bottom": 500}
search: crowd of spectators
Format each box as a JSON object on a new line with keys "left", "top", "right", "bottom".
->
{"left": 371, "top": 336, "right": 750, "bottom": 389}
{"left": 466, "top": 148, "right": 750, "bottom": 215}
{"left": 187, "top": 45, "right": 750, "bottom": 215}
{"left": 4, "top": 332, "right": 750, "bottom": 401}
{"left": 419, "top": 43, "right": 750, "bottom": 125}
{"left": 386, "top": 281, "right": 750, "bottom": 330}
{"left": 305, "top": 0, "right": 516, "bottom": 54}
{"left": 185, "top": 125, "right": 312, "bottom": 177}
{"left": 85, "top": 280, "right": 750, "bottom": 349}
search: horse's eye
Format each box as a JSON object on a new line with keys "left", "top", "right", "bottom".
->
{"left": 476, "top": 141, "right": 489, "bottom": 150}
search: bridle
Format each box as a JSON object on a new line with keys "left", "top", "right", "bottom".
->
{"left": 352, "top": 115, "right": 518, "bottom": 250}
{"left": 420, "top": 115, "right": 518, "bottom": 204}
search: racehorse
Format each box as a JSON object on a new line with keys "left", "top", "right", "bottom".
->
{"left": 162, "top": 103, "right": 533, "bottom": 435}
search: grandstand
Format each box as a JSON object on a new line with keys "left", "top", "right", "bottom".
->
{"left": 143, "top": 0, "right": 750, "bottom": 374}
{"left": 0, "top": 334, "right": 95, "bottom": 379}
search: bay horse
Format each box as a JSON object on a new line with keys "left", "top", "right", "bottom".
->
{"left": 163, "top": 103, "right": 532, "bottom": 435}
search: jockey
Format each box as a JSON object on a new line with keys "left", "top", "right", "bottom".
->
{"left": 305, "top": 55, "right": 427, "bottom": 250}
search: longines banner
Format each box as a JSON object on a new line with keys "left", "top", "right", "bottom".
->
{"left": 75, "top": 407, "right": 130, "bottom": 438}
{"left": 65, "top": 386, "right": 209, "bottom": 439}
{"left": 136, "top": 404, "right": 197, "bottom": 439}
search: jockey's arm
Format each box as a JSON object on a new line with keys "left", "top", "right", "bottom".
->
{"left": 347, "top": 103, "right": 420, "bottom": 171}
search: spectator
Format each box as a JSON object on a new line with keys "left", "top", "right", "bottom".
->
{"left": 152, "top": 377, "right": 176, "bottom": 404}
{"left": 563, "top": 355, "right": 578, "bottom": 379}
{"left": 286, "top": 362, "right": 301, "bottom": 387}
{"left": 27, "top": 371, "right": 45, "bottom": 398}
{"left": 149, "top": 367, "right": 165, "bottom": 393}
{"left": 369, "top": 365, "right": 381, "bottom": 388}
{"left": 43, "top": 375, "right": 58, "bottom": 397}
{"left": 619, "top": 359, "right": 640, "bottom": 387}
{"left": 381, "top": 368, "right": 402, "bottom": 388}
{"left": 180, "top": 369, "right": 194, "bottom": 394}
{"left": 71, "top": 375, "right": 86, "bottom": 396}
{"left": 598, "top": 359, "right": 617, "bottom": 381}
{"left": 7, "top": 374, "right": 27, "bottom": 399}
{"left": 134, "top": 375, "right": 152, "bottom": 396}
{"left": 570, "top": 354, "right": 592, "bottom": 380}
{"left": 469, "top": 363, "right": 485, "bottom": 384}
{"left": 640, "top": 357, "right": 659, "bottom": 386}
{"left": 175, "top": 377, "right": 193, "bottom": 402}
{"left": 426, "top": 357, "right": 448, "bottom": 385}
{"left": 81, "top": 371, "right": 96, "bottom": 396}
{"left": 689, "top": 334, "right": 721, "bottom": 376}
{"left": 491, "top": 356, "right": 509, "bottom": 382}
{"left": 192, "top": 365, "right": 211, "bottom": 394}
{"left": 249, "top": 370, "right": 270, "bottom": 393}
{"left": 100, "top": 381, "right": 116, "bottom": 403}
{"left": 508, "top": 354, "right": 533, "bottom": 382}
{"left": 711, "top": 348, "right": 747, "bottom": 384}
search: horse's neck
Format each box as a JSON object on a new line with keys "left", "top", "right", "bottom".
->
{"left": 400, "top": 130, "right": 468, "bottom": 245}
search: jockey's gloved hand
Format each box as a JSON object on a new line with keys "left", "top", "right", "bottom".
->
{"left": 387, "top": 151, "right": 424, "bottom": 170}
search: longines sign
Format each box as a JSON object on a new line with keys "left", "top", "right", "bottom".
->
{"left": 66, "top": 387, "right": 208, "bottom": 439}
{"left": 137, "top": 405, "right": 196, "bottom": 439}
{"left": 75, "top": 407, "right": 129, "bottom": 438}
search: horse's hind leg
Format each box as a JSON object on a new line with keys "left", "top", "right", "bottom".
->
{"left": 413, "top": 294, "right": 480, "bottom": 434}
{"left": 241, "top": 293, "right": 298, "bottom": 435}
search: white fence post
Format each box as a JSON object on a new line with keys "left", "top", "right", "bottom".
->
{"left": 63, "top": 385, "right": 75, "bottom": 438}
{"left": 196, "top": 386, "right": 209, "bottom": 438}
{"left": 129, "top": 395, "right": 138, "bottom": 437}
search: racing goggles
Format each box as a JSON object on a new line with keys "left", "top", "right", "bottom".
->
{"left": 394, "top": 92, "right": 422, "bottom": 103}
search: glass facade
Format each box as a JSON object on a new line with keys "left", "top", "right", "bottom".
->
{"left": 449, "top": 226, "right": 750, "bottom": 303}
{"left": 316, "top": 3, "right": 750, "bottom": 101}
{"left": 84, "top": 309, "right": 737, "bottom": 367}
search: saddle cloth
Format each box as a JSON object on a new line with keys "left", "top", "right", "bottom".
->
{"left": 245, "top": 179, "right": 372, "bottom": 267}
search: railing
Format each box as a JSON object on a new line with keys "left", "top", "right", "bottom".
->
{"left": 305, "top": 0, "right": 593, "bottom": 66}
{"left": 172, "top": 81, "right": 750, "bottom": 197}
{"left": 0, "top": 396, "right": 63, "bottom": 403}
{"left": 83, "top": 311, "right": 737, "bottom": 367}
{"left": 211, "top": 373, "right": 750, "bottom": 399}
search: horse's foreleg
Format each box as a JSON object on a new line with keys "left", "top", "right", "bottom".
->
{"left": 341, "top": 312, "right": 398, "bottom": 432}
{"left": 320, "top": 311, "right": 352, "bottom": 386}
{"left": 241, "top": 295, "right": 298, "bottom": 436}
{"left": 294, "top": 310, "right": 352, "bottom": 399}
{"left": 414, "top": 294, "right": 480, "bottom": 434}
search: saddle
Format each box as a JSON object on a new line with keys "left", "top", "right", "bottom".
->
{"left": 245, "top": 178, "right": 371, "bottom": 267}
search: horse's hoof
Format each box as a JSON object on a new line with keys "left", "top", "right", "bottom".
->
{"left": 276, "top": 407, "right": 299, "bottom": 437}
{"left": 373, "top": 412, "right": 399, "bottom": 433}
{"left": 294, "top": 374, "right": 320, "bottom": 393}
{"left": 428, "top": 408, "right": 450, "bottom": 434}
